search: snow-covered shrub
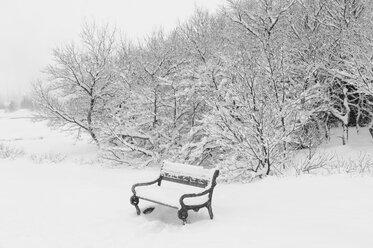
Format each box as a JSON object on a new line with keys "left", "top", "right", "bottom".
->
{"left": 281, "top": 151, "right": 373, "bottom": 177}
{"left": 214, "top": 155, "right": 261, "bottom": 183}
{"left": 0, "top": 143, "right": 25, "bottom": 159}
{"left": 329, "top": 153, "right": 373, "bottom": 175}
{"left": 281, "top": 152, "right": 334, "bottom": 176}
{"left": 30, "top": 153, "right": 67, "bottom": 164}
{"left": 100, "top": 146, "right": 155, "bottom": 167}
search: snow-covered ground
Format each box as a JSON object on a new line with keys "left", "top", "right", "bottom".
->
{"left": 0, "top": 110, "right": 97, "bottom": 161}
{"left": 0, "top": 110, "right": 372, "bottom": 248}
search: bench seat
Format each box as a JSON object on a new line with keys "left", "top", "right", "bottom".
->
{"left": 135, "top": 181, "right": 210, "bottom": 209}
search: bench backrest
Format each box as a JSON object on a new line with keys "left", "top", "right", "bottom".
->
{"left": 160, "top": 161, "right": 219, "bottom": 188}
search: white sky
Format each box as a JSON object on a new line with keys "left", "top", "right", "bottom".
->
{"left": 0, "top": 0, "right": 225, "bottom": 97}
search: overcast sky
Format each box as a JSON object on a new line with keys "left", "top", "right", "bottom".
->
{"left": 0, "top": 0, "right": 225, "bottom": 97}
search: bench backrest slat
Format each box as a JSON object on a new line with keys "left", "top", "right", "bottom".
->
{"left": 160, "top": 161, "right": 217, "bottom": 188}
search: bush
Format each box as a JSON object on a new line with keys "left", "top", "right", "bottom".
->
{"left": 30, "top": 153, "right": 67, "bottom": 164}
{"left": 0, "top": 143, "right": 25, "bottom": 159}
{"left": 281, "top": 151, "right": 373, "bottom": 176}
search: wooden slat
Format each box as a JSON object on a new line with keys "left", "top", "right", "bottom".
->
{"left": 160, "top": 161, "right": 215, "bottom": 188}
{"left": 162, "top": 175, "right": 208, "bottom": 188}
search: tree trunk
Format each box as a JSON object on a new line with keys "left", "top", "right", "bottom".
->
{"left": 87, "top": 97, "right": 99, "bottom": 146}
{"left": 153, "top": 88, "right": 158, "bottom": 127}
{"left": 369, "top": 127, "right": 373, "bottom": 139}
{"left": 356, "top": 95, "right": 362, "bottom": 134}
{"left": 331, "top": 87, "right": 350, "bottom": 145}
{"left": 173, "top": 88, "right": 177, "bottom": 128}
{"left": 191, "top": 102, "right": 199, "bottom": 127}
{"left": 325, "top": 114, "right": 330, "bottom": 142}
{"left": 265, "top": 157, "right": 271, "bottom": 175}
{"left": 342, "top": 123, "right": 348, "bottom": 146}
{"left": 281, "top": 116, "right": 287, "bottom": 169}
{"left": 89, "top": 131, "right": 100, "bottom": 147}
{"left": 368, "top": 120, "right": 373, "bottom": 139}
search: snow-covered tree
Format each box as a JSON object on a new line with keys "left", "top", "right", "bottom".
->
{"left": 201, "top": 0, "right": 307, "bottom": 178}
{"left": 33, "top": 22, "right": 118, "bottom": 145}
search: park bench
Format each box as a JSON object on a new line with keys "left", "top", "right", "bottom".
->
{"left": 130, "top": 161, "right": 219, "bottom": 224}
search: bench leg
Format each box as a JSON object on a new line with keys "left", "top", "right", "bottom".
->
{"left": 130, "top": 195, "right": 141, "bottom": 215}
{"left": 178, "top": 208, "right": 188, "bottom": 225}
{"left": 207, "top": 202, "right": 214, "bottom": 220}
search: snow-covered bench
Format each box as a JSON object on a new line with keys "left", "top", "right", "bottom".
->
{"left": 130, "top": 161, "right": 219, "bottom": 224}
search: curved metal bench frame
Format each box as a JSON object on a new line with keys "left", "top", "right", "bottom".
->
{"left": 130, "top": 163, "right": 219, "bottom": 225}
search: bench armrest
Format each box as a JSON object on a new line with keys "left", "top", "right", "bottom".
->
{"left": 179, "top": 188, "right": 212, "bottom": 206}
{"left": 131, "top": 177, "right": 161, "bottom": 195}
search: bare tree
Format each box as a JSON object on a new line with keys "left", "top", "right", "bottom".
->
{"left": 33, "top": 22, "right": 118, "bottom": 145}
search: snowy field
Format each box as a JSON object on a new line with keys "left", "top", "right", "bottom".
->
{"left": 1, "top": 110, "right": 373, "bottom": 248}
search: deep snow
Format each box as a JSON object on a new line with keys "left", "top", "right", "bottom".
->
{"left": 0, "top": 110, "right": 372, "bottom": 248}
